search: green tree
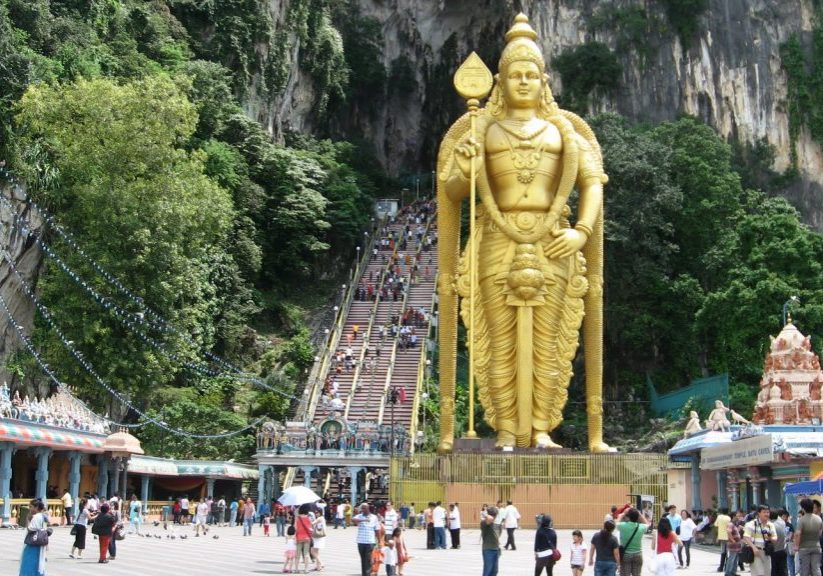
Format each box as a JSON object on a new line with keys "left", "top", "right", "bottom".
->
{"left": 15, "top": 75, "right": 237, "bottom": 407}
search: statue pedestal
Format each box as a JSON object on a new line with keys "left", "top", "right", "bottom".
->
{"left": 453, "top": 438, "right": 572, "bottom": 454}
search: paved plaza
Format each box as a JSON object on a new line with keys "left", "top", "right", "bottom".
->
{"left": 0, "top": 521, "right": 729, "bottom": 576}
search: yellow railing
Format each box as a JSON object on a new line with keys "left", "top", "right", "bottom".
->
{"left": 407, "top": 281, "right": 437, "bottom": 453}
{"left": 302, "top": 218, "right": 382, "bottom": 423}
{"left": 344, "top": 227, "right": 400, "bottom": 420}
{"left": 0, "top": 498, "right": 64, "bottom": 525}
{"left": 393, "top": 452, "right": 669, "bottom": 484}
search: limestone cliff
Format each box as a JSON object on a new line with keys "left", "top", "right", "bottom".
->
{"left": 0, "top": 180, "right": 45, "bottom": 398}
{"left": 252, "top": 0, "right": 823, "bottom": 229}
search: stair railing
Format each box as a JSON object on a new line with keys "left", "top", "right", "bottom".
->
{"left": 343, "top": 227, "right": 401, "bottom": 420}
{"left": 377, "top": 218, "right": 434, "bottom": 425}
{"left": 299, "top": 219, "right": 381, "bottom": 423}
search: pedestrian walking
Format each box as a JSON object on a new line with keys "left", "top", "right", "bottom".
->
{"left": 534, "top": 513, "right": 558, "bottom": 576}
{"left": 570, "top": 529, "right": 588, "bottom": 576}
{"left": 283, "top": 525, "right": 297, "bottom": 573}
{"left": 91, "top": 502, "right": 115, "bottom": 564}
{"left": 503, "top": 500, "right": 521, "bottom": 550}
{"left": 354, "top": 503, "right": 381, "bottom": 576}
{"left": 19, "top": 499, "right": 50, "bottom": 576}
{"left": 70, "top": 498, "right": 93, "bottom": 559}
{"left": 295, "top": 504, "right": 313, "bottom": 574}
{"left": 794, "top": 499, "right": 821, "bottom": 576}
{"left": 744, "top": 505, "right": 778, "bottom": 576}
{"left": 588, "top": 520, "right": 620, "bottom": 576}
{"left": 616, "top": 507, "right": 649, "bottom": 576}
{"left": 449, "top": 503, "right": 462, "bottom": 549}
{"left": 243, "top": 497, "right": 256, "bottom": 536}
{"left": 678, "top": 509, "right": 696, "bottom": 567}
{"left": 652, "top": 517, "right": 683, "bottom": 576}
{"left": 481, "top": 506, "right": 501, "bottom": 576}
{"left": 128, "top": 494, "right": 143, "bottom": 535}
{"left": 725, "top": 513, "right": 744, "bottom": 576}
{"left": 105, "top": 500, "right": 121, "bottom": 561}
{"left": 229, "top": 497, "right": 239, "bottom": 527}
{"left": 433, "top": 501, "right": 447, "bottom": 549}
{"left": 311, "top": 508, "right": 327, "bottom": 571}
{"left": 392, "top": 527, "right": 409, "bottom": 576}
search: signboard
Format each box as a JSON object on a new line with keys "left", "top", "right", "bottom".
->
{"left": 701, "top": 434, "right": 774, "bottom": 470}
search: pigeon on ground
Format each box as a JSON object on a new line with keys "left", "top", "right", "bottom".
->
{"left": 212, "top": 535, "right": 219, "bottom": 539}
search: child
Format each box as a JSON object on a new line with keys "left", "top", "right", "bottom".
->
{"left": 381, "top": 539, "right": 397, "bottom": 576}
{"left": 570, "top": 529, "right": 587, "bottom": 576}
{"left": 392, "top": 527, "right": 409, "bottom": 576}
{"left": 263, "top": 514, "right": 271, "bottom": 537}
{"left": 371, "top": 543, "right": 385, "bottom": 576}
{"left": 283, "top": 525, "right": 296, "bottom": 573}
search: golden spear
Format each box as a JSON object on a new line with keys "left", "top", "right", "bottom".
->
{"left": 453, "top": 53, "right": 493, "bottom": 439}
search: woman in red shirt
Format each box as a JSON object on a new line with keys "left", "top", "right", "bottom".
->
{"left": 295, "top": 504, "right": 313, "bottom": 574}
{"left": 652, "top": 517, "right": 682, "bottom": 576}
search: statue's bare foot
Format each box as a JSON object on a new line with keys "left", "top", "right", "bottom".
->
{"left": 589, "top": 440, "right": 613, "bottom": 453}
{"left": 533, "top": 432, "right": 562, "bottom": 449}
{"left": 437, "top": 438, "right": 453, "bottom": 454}
{"left": 495, "top": 432, "right": 516, "bottom": 449}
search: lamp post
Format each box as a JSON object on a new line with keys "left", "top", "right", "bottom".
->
{"left": 782, "top": 296, "right": 800, "bottom": 326}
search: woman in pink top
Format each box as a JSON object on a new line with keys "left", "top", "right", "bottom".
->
{"left": 652, "top": 517, "right": 682, "bottom": 576}
{"left": 294, "top": 504, "right": 313, "bottom": 574}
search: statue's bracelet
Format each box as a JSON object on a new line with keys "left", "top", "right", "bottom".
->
{"left": 574, "top": 223, "right": 593, "bottom": 239}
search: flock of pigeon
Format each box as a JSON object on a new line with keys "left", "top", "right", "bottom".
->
{"left": 131, "top": 520, "right": 221, "bottom": 540}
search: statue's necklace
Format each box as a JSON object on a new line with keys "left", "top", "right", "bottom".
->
{"left": 499, "top": 121, "right": 548, "bottom": 186}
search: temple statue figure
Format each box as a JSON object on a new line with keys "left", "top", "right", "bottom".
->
{"left": 437, "top": 14, "right": 608, "bottom": 451}
{"left": 706, "top": 400, "right": 731, "bottom": 432}
{"left": 684, "top": 411, "right": 702, "bottom": 437}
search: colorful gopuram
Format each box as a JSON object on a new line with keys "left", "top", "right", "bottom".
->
{"left": 753, "top": 321, "right": 823, "bottom": 425}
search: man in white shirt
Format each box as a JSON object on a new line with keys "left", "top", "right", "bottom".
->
{"left": 180, "top": 495, "right": 190, "bottom": 525}
{"left": 503, "top": 500, "right": 521, "bottom": 550}
{"left": 354, "top": 503, "right": 381, "bottom": 576}
{"left": 383, "top": 501, "right": 399, "bottom": 535}
{"left": 448, "top": 503, "right": 462, "bottom": 549}
{"left": 61, "top": 489, "right": 74, "bottom": 525}
{"left": 744, "top": 504, "right": 778, "bottom": 576}
{"left": 493, "top": 499, "right": 505, "bottom": 538}
{"left": 432, "top": 501, "right": 447, "bottom": 549}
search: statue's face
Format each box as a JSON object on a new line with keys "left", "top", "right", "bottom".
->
{"left": 502, "top": 60, "right": 542, "bottom": 109}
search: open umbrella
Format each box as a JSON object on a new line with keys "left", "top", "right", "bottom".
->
{"left": 277, "top": 486, "right": 321, "bottom": 507}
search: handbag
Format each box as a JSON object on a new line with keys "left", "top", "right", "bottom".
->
{"left": 24, "top": 528, "right": 50, "bottom": 547}
{"left": 70, "top": 525, "right": 77, "bottom": 536}
{"left": 312, "top": 522, "right": 326, "bottom": 538}
{"left": 740, "top": 544, "right": 755, "bottom": 564}
{"left": 618, "top": 524, "right": 640, "bottom": 562}
{"left": 552, "top": 548, "right": 562, "bottom": 561}
{"left": 114, "top": 524, "right": 126, "bottom": 541}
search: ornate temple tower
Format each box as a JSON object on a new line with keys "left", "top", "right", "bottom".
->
{"left": 752, "top": 321, "right": 823, "bottom": 425}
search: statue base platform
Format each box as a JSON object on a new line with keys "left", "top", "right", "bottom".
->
{"left": 391, "top": 451, "right": 669, "bottom": 529}
{"left": 454, "top": 437, "right": 573, "bottom": 454}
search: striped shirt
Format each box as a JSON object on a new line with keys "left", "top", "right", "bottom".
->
{"left": 355, "top": 513, "right": 380, "bottom": 544}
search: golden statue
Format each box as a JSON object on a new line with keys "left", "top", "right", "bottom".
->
{"left": 437, "top": 14, "right": 609, "bottom": 452}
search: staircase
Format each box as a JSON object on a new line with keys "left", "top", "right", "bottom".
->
{"left": 311, "top": 201, "right": 437, "bottom": 441}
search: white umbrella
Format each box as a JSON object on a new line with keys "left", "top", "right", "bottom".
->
{"left": 277, "top": 486, "right": 321, "bottom": 507}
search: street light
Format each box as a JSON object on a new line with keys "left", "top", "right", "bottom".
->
{"left": 783, "top": 296, "right": 800, "bottom": 326}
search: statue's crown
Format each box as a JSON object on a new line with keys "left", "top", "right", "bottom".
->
{"left": 500, "top": 13, "right": 545, "bottom": 72}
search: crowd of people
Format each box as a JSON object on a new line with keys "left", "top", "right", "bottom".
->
{"left": 17, "top": 487, "right": 823, "bottom": 576}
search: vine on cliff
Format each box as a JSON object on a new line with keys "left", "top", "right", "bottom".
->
{"left": 553, "top": 42, "right": 622, "bottom": 114}
{"left": 780, "top": 19, "right": 823, "bottom": 167}
{"left": 659, "top": 0, "right": 709, "bottom": 49}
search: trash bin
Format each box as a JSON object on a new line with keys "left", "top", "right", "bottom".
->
{"left": 17, "top": 504, "right": 30, "bottom": 527}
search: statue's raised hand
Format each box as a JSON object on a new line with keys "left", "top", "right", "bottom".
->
{"left": 545, "top": 228, "right": 587, "bottom": 259}
{"left": 453, "top": 136, "right": 483, "bottom": 179}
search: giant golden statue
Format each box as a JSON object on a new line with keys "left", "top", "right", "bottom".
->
{"left": 437, "top": 14, "right": 609, "bottom": 452}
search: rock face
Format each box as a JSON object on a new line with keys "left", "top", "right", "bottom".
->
{"left": 253, "top": 0, "right": 822, "bottom": 229}
{"left": 0, "top": 179, "right": 45, "bottom": 398}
